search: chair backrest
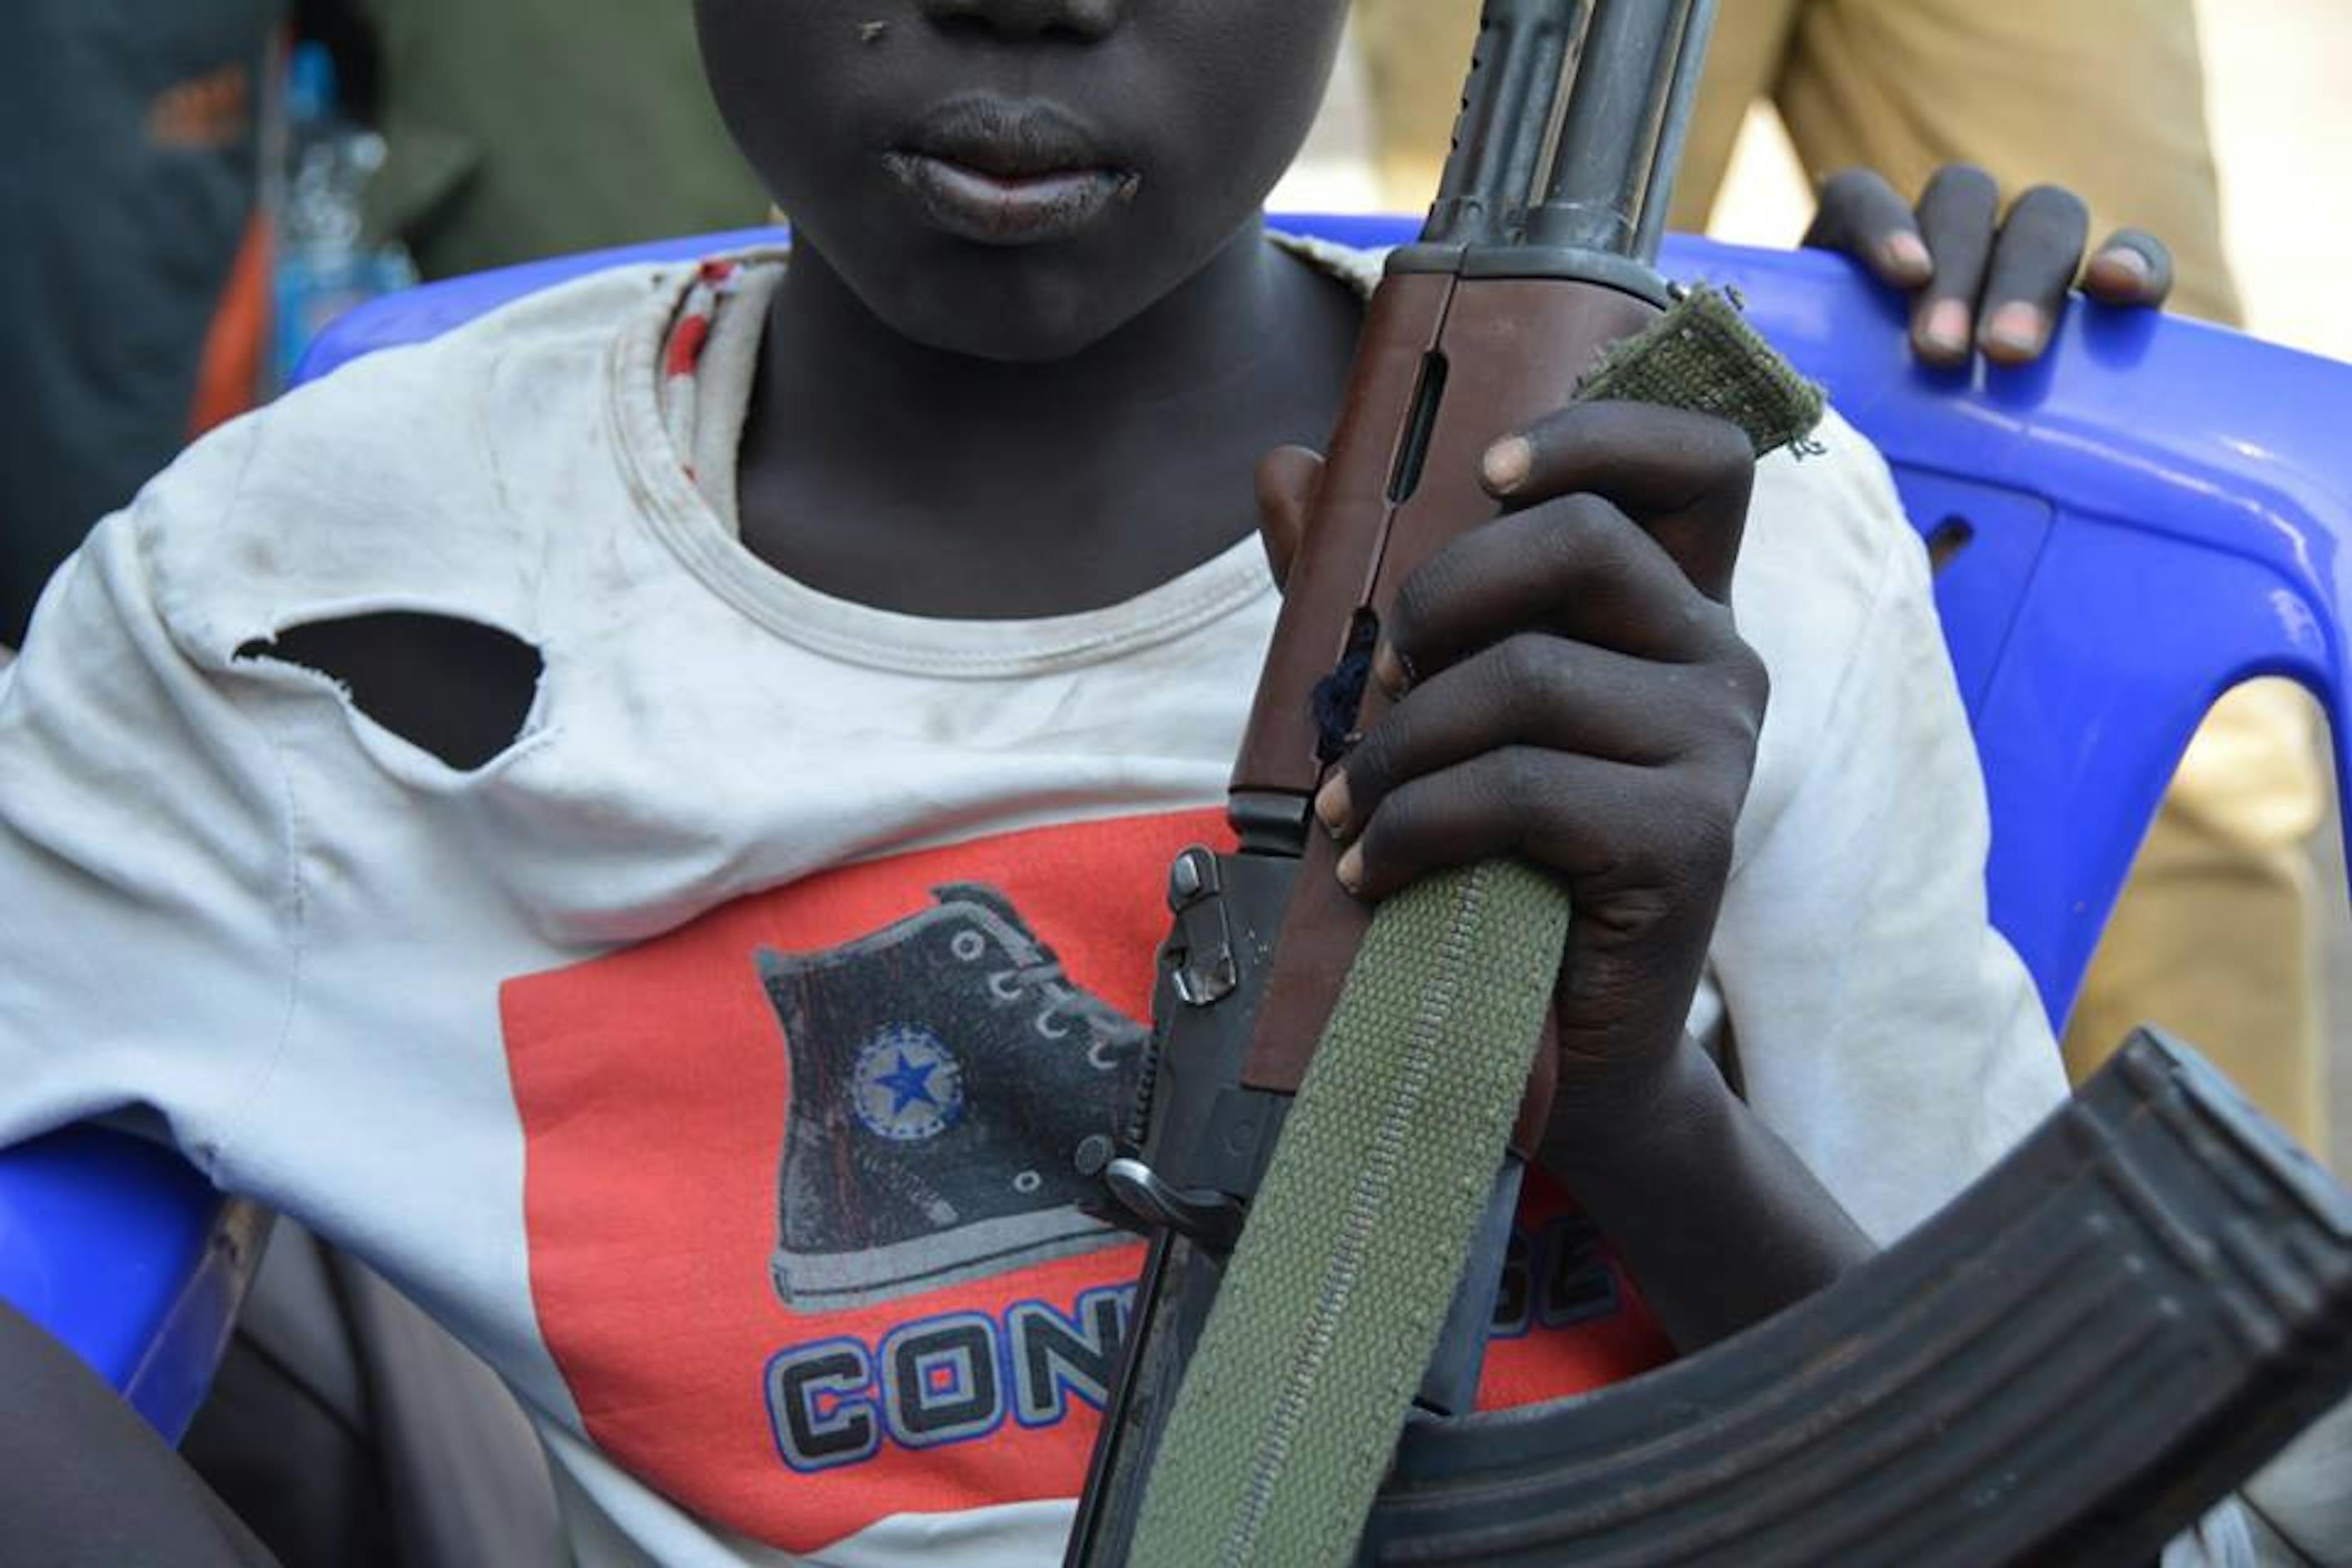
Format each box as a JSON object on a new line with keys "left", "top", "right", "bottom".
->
{"left": 1677, "top": 236, "right": 2352, "bottom": 1021}
{"left": 7, "top": 216, "right": 2349, "bottom": 1437}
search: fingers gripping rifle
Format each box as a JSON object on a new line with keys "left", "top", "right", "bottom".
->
{"left": 1066, "top": 2, "right": 2352, "bottom": 1563}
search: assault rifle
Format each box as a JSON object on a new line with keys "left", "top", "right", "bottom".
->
{"left": 1067, "top": 2, "right": 2352, "bottom": 1563}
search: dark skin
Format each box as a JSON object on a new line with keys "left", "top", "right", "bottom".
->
{"left": 281, "top": 0, "right": 2172, "bottom": 1349}
{"left": 1805, "top": 165, "right": 2175, "bottom": 363}
{"left": 735, "top": 223, "right": 1361, "bottom": 616}
{"left": 701, "top": 0, "right": 1363, "bottom": 616}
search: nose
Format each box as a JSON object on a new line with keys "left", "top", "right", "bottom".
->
{"left": 919, "top": 0, "right": 1121, "bottom": 42}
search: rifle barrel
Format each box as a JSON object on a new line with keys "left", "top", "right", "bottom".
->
{"left": 1420, "top": 0, "right": 1587, "bottom": 248}
{"left": 1633, "top": 0, "right": 1718, "bottom": 263}
{"left": 1526, "top": 0, "right": 1709, "bottom": 260}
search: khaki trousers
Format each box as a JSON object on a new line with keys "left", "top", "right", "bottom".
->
{"left": 1354, "top": 0, "right": 2330, "bottom": 1149}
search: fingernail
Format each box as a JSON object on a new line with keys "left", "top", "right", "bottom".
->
{"left": 1983, "top": 302, "right": 2047, "bottom": 359}
{"left": 1336, "top": 843, "right": 1365, "bottom": 894}
{"left": 1481, "top": 436, "right": 1533, "bottom": 495}
{"left": 2089, "top": 247, "right": 2151, "bottom": 292}
{"left": 1371, "top": 642, "right": 1410, "bottom": 696}
{"left": 1921, "top": 299, "right": 1971, "bottom": 356}
{"left": 1881, "top": 231, "right": 1931, "bottom": 280}
{"left": 1313, "top": 771, "right": 1352, "bottom": 839}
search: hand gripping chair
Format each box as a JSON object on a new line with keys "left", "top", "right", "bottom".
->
{"left": 4, "top": 216, "right": 2350, "bottom": 1441}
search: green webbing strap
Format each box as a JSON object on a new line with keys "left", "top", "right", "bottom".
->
{"left": 1129, "top": 287, "right": 1823, "bottom": 1568}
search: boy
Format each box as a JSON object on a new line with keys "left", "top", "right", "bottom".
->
{"left": 0, "top": 2, "right": 2169, "bottom": 1561}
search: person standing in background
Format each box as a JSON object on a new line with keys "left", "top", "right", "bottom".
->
{"left": 303, "top": 0, "right": 770, "bottom": 280}
{"left": 1357, "top": 0, "right": 2332, "bottom": 1160}
{"left": 0, "top": 0, "right": 283, "bottom": 648}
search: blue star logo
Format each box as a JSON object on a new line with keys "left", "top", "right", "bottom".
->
{"left": 876, "top": 1050, "right": 940, "bottom": 1116}
{"left": 851, "top": 1026, "right": 965, "bottom": 1143}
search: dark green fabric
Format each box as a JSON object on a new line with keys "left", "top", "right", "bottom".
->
{"left": 1129, "top": 286, "right": 1824, "bottom": 1567}
{"left": 1578, "top": 284, "right": 1827, "bottom": 455}
{"left": 1134, "top": 860, "right": 1567, "bottom": 1568}
{"left": 356, "top": 0, "right": 770, "bottom": 279}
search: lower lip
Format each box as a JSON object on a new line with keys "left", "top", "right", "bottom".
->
{"left": 884, "top": 152, "right": 1134, "bottom": 245}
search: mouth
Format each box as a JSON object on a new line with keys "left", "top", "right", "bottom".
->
{"left": 886, "top": 97, "right": 1139, "bottom": 246}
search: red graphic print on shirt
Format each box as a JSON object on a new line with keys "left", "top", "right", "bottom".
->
{"left": 502, "top": 810, "right": 1673, "bottom": 1556}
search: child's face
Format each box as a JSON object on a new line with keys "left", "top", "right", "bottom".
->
{"left": 694, "top": 0, "right": 1352, "bottom": 361}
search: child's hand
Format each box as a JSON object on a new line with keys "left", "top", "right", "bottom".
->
{"left": 1270, "top": 403, "right": 1766, "bottom": 1107}
{"left": 1802, "top": 166, "right": 2174, "bottom": 368}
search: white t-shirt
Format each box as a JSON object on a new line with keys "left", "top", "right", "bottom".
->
{"left": 0, "top": 241, "right": 2065, "bottom": 1566}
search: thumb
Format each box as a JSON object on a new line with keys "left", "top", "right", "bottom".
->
{"left": 1254, "top": 445, "right": 1325, "bottom": 590}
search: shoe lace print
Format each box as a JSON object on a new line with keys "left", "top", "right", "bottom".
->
{"left": 984, "top": 956, "right": 1146, "bottom": 1071}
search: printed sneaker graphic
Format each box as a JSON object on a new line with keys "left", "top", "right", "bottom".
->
{"left": 759, "top": 884, "right": 1148, "bottom": 1312}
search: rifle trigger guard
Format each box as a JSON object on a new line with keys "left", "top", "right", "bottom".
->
{"left": 1102, "top": 1156, "right": 1245, "bottom": 1251}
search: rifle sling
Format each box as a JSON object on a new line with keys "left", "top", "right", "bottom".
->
{"left": 1128, "top": 287, "right": 1824, "bottom": 1567}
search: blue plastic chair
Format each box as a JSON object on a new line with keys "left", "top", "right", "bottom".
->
{"left": 7, "top": 216, "right": 2350, "bottom": 1437}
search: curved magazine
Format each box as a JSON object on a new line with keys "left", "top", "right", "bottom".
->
{"left": 1363, "top": 1030, "right": 2352, "bottom": 1566}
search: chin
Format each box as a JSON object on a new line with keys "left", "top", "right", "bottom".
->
{"left": 902, "top": 294, "right": 1117, "bottom": 364}
{"left": 862, "top": 251, "right": 1145, "bottom": 365}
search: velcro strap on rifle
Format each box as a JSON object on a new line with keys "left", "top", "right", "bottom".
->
{"left": 1127, "top": 286, "right": 1824, "bottom": 1568}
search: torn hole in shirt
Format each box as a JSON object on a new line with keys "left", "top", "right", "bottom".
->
{"left": 235, "top": 611, "right": 545, "bottom": 772}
